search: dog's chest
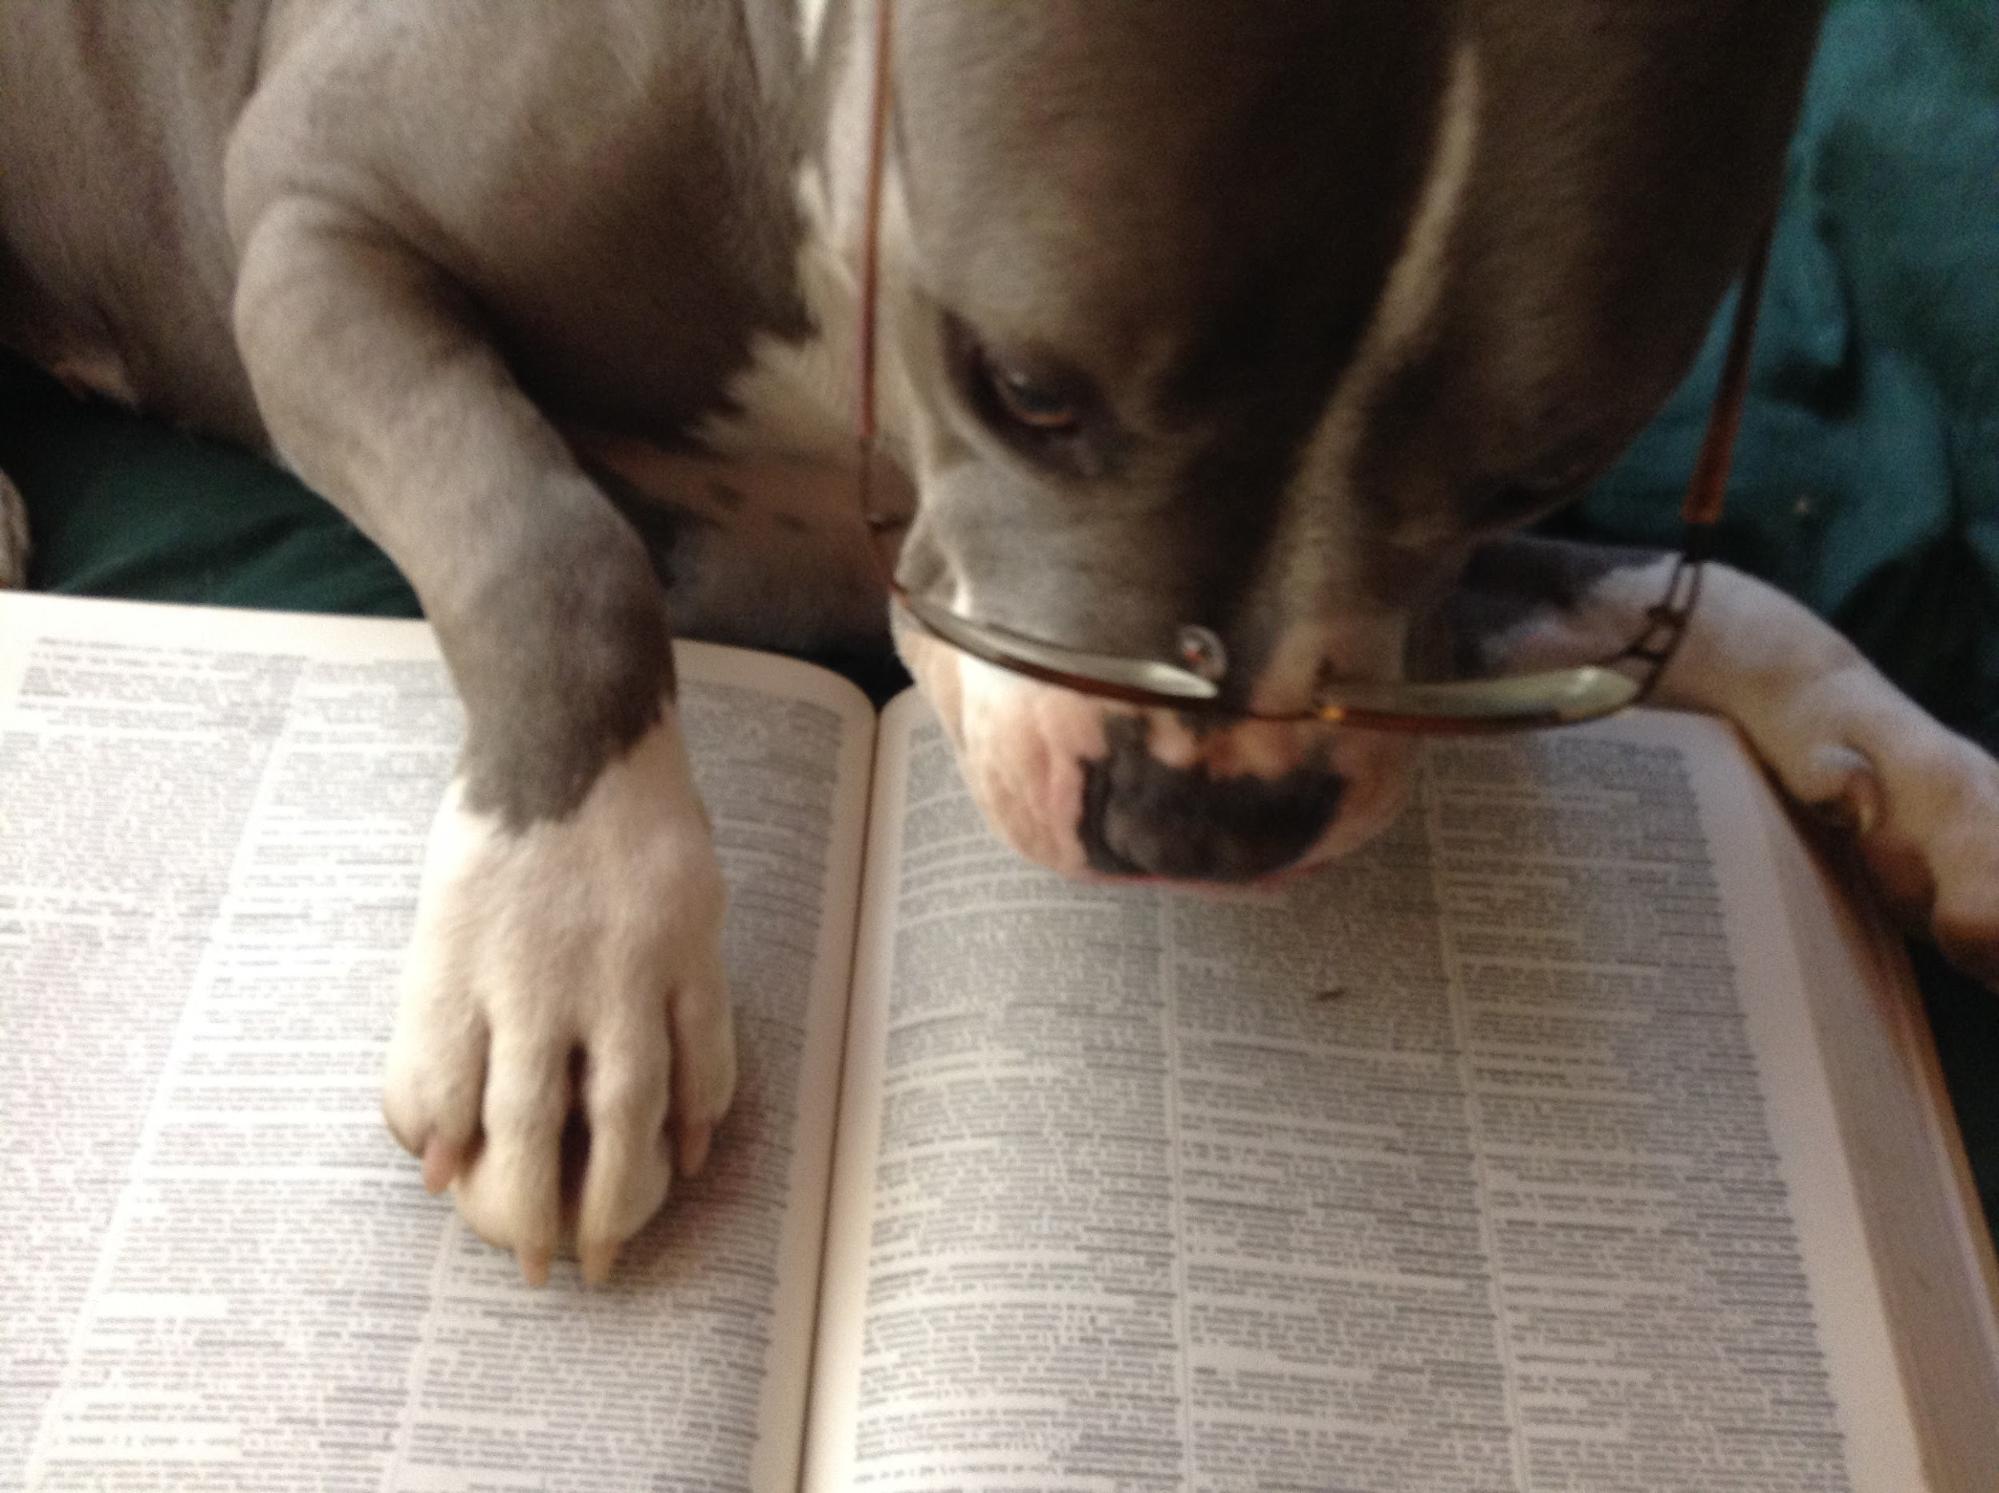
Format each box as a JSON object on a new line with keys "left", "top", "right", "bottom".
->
{"left": 497, "top": 5, "right": 884, "bottom": 644}
{"left": 575, "top": 160, "right": 869, "bottom": 517}
{"left": 564, "top": 158, "right": 892, "bottom": 650}
{"left": 691, "top": 170, "right": 860, "bottom": 468}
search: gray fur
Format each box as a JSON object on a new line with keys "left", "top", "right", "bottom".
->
{"left": 27, "top": 1, "right": 1999, "bottom": 1295}
{"left": 1, "top": 0, "right": 820, "bottom": 825}
{"left": 881, "top": 1, "right": 1827, "bottom": 699}
{"left": 0, "top": 0, "right": 1829, "bottom": 834}
{"left": 0, "top": 1, "right": 266, "bottom": 440}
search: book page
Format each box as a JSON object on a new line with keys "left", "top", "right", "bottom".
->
{"left": 1751, "top": 789, "right": 1999, "bottom": 1491}
{"left": 0, "top": 592, "right": 873, "bottom": 1493}
{"left": 806, "top": 694, "right": 1950, "bottom": 1491}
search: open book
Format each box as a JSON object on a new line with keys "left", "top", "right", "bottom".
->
{"left": 3, "top": 590, "right": 1995, "bottom": 1492}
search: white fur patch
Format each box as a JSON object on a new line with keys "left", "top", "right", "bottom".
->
{"left": 1334, "top": 41, "right": 1481, "bottom": 395}
{"left": 693, "top": 168, "right": 857, "bottom": 462}
{"left": 1313, "top": 39, "right": 1480, "bottom": 474}
{"left": 1251, "top": 42, "right": 1484, "bottom": 706}
{"left": 795, "top": 0, "right": 832, "bottom": 65}
{"left": 698, "top": 0, "right": 871, "bottom": 465}
{"left": 697, "top": 11, "right": 917, "bottom": 469}
{"left": 382, "top": 709, "right": 736, "bottom": 1269}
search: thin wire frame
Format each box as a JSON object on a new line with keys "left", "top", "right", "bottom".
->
{"left": 854, "top": 0, "right": 1771, "bottom": 733}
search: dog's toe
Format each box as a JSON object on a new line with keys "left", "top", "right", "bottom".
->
{"left": 454, "top": 1032, "right": 574, "bottom": 1278}
{"left": 382, "top": 926, "right": 487, "bottom": 1188}
{"left": 1762, "top": 678, "right": 1999, "bottom": 990}
{"left": 1914, "top": 756, "right": 1999, "bottom": 987}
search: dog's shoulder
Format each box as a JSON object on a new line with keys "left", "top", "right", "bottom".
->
{"left": 237, "top": 1, "right": 819, "bottom": 402}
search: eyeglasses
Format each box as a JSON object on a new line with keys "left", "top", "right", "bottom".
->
{"left": 853, "top": 0, "right": 1770, "bottom": 734}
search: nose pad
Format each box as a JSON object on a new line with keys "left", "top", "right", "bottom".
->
{"left": 1077, "top": 718, "right": 1344, "bottom": 882}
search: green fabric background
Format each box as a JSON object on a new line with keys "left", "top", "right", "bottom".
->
{"left": 4, "top": 0, "right": 1994, "bottom": 1235}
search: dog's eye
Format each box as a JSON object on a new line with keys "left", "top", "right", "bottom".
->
{"left": 944, "top": 317, "right": 1115, "bottom": 475}
{"left": 977, "top": 351, "right": 1083, "bottom": 435}
{"left": 946, "top": 317, "right": 1089, "bottom": 441}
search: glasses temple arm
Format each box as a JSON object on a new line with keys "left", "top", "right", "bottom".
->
{"left": 1681, "top": 226, "right": 1773, "bottom": 535}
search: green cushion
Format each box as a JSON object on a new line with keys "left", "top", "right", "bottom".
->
{"left": 0, "top": 353, "right": 418, "bottom": 617}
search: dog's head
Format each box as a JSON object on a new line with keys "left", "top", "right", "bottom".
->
{"left": 825, "top": 0, "right": 1822, "bottom": 882}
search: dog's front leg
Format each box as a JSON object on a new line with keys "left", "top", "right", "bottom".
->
{"left": 232, "top": 198, "right": 734, "bottom": 1284}
{"left": 1454, "top": 536, "right": 1999, "bottom": 985}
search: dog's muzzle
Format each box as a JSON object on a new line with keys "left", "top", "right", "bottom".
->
{"left": 1077, "top": 717, "right": 1345, "bottom": 882}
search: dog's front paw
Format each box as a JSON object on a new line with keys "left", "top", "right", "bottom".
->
{"left": 383, "top": 718, "right": 735, "bottom": 1284}
{"left": 1754, "top": 667, "right": 1999, "bottom": 987}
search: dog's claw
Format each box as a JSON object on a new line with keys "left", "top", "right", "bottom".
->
{"left": 1802, "top": 744, "right": 1883, "bottom": 835}
{"left": 580, "top": 1241, "right": 619, "bottom": 1288}
{"left": 518, "top": 1247, "right": 552, "bottom": 1288}
{"left": 677, "top": 1122, "right": 714, "bottom": 1178}
{"left": 421, "top": 1137, "right": 465, "bottom": 1195}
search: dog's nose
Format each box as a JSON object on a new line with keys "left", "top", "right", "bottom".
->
{"left": 1077, "top": 718, "right": 1343, "bottom": 882}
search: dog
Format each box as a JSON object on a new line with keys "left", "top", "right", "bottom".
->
{"left": 4, "top": 0, "right": 1995, "bottom": 1286}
